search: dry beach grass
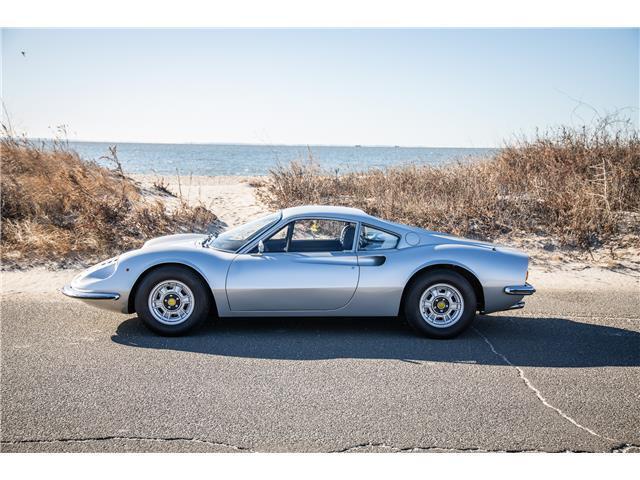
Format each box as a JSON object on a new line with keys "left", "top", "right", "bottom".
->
{"left": 0, "top": 133, "right": 216, "bottom": 269}
{"left": 1, "top": 120, "right": 639, "bottom": 272}
{"left": 258, "top": 119, "right": 640, "bottom": 252}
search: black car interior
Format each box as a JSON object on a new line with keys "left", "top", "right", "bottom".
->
{"left": 258, "top": 221, "right": 356, "bottom": 253}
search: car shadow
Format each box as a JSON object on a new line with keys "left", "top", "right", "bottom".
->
{"left": 110, "top": 314, "right": 640, "bottom": 368}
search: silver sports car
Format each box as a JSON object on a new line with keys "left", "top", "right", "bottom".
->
{"left": 62, "top": 205, "right": 535, "bottom": 338}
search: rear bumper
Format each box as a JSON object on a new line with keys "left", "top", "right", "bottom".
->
{"left": 504, "top": 283, "right": 536, "bottom": 296}
{"left": 62, "top": 284, "right": 120, "bottom": 300}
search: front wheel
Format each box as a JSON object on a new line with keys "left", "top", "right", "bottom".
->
{"left": 404, "top": 270, "right": 477, "bottom": 339}
{"left": 134, "top": 265, "right": 211, "bottom": 336}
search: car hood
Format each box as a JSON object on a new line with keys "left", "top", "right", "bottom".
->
{"left": 142, "top": 233, "right": 208, "bottom": 250}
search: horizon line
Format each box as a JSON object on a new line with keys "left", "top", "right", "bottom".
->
{"left": 26, "top": 137, "right": 500, "bottom": 150}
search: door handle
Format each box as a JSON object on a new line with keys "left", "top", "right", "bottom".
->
{"left": 358, "top": 256, "right": 386, "bottom": 266}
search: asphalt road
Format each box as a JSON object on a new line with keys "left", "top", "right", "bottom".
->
{"left": 1, "top": 287, "right": 639, "bottom": 453}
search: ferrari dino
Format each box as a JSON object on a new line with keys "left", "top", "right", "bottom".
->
{"left": 63, "top": 205, "right": 535, "bottom": 338}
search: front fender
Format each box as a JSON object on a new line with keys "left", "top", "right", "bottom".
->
{"left": 98, "top": 247, "right": 234, "bottom": 314}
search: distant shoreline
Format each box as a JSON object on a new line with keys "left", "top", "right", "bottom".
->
{"left": 29, "top": 138, "right": 499, "bottom": 150}
{"left": 36, "top": 140, "right": 499, "bottom": 177}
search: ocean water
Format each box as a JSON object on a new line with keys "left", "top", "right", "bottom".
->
{"left": 63, "top": 141, "right": 497, "bottom": 176}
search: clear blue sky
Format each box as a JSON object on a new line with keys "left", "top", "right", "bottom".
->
{"left": 1, "top": 28, "right": 638, "bottom": 147}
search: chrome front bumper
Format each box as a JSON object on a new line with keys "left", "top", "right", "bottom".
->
{"left": 504, "top": 283, "right": 536, "bottom": 296}
{"left": 62, "top": 284, "right": 120, "bottom": 300}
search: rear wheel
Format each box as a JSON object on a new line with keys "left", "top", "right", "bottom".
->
{"left": 134, "top": 265, "right": 211, "bottom": 336}
{"left": 404, "top": 270, "right": 477, "bottom": 339}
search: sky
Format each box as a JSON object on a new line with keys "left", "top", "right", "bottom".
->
{"left": 1, "top": 28, "right": 638, "bottom": 147}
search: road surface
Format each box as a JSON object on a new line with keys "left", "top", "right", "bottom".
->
{"left": 1, "top": 285, "right": 639, "bottom": 452}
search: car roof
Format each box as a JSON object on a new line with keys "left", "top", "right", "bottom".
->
{"left": 279, "top": 205, "right": 412, "bottom": 234}
{"left": 236, "top": 205, "right": 415, "bottom": 254}
{"left": 281, "top": 205, "right": 369, "bottom": 221}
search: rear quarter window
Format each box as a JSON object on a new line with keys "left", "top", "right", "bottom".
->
{"left": 359, "top": 225, "right": 399, "bottom": 251}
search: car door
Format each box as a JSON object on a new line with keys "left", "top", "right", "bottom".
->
{"left": 353, "top": 224, "right": 403, "bottom": 315}
{"left": 225, "top": 218, "right": 359, "bottom": 311}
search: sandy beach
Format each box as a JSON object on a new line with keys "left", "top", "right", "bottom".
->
{"left": 130, "top": 174, "right": 269, "bottom": 229}
{"left": 2, "top": 173, "right": 638, "bottom": 296}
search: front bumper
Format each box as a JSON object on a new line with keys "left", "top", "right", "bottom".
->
{"left": 504, "top": 283, "right": 536, "bottom": 296}
{"left": 62, "top": 284, "right": 120, "bottom": 300}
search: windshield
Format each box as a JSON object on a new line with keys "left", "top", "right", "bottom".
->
{"left": 208, "top": 212, "right": 281, "bottom": 252}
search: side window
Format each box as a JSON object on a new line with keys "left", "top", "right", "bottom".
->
{"left": 289, "top": 219, "right": 356, "bottom": 252}
{"left": 260, "top": 224, "right": 289, "bottom": 253}
{"left": 359, "top": 225, "right": 399, "bottom": 251}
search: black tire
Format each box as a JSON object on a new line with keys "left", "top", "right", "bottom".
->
{"left": 134, "top": 265, "right": 212, "bottom": 336}
{"left": 404, "top": 269, "right": 477, "bottom": 339}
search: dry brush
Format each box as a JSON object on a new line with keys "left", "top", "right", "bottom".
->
{"left": 258, "top": 121, "right": 639, "bottom": 249}
{"left": 1, "top": 133, "right": 216, "bottom": 268}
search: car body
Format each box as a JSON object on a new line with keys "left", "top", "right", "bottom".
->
{"left": 63, "top": 205, "right": 535, "bottom": 337}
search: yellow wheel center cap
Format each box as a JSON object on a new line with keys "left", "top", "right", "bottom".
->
{"left": 167, "top": 298, "right": 176, "bottom": 306}
{"left": 437, "top": 301, "right": 446, "bottom": 310}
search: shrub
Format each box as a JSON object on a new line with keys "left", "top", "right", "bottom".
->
{"left": 1, "top": 133, "right": 217, "bottom": 268}
{"left": 258, "top": 120, "right": 639, "bottom": 249}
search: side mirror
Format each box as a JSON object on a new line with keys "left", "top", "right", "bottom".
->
{"left": 257, "top": 240, "right": 265, "bottom": 255}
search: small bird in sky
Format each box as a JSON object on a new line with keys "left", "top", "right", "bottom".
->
{"left": 21, "top": 51, "right": 26, "bottom": 57}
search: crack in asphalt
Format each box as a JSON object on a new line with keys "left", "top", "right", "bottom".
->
{"left": 3, "top": 437, "right": 638, "bottom": 453}
{"left": 611, "top": 443, "right": 640, "bottom": 453}
{"left": 0, "top": 435, "right": 253, "bottom": 452}
{"left": 332, "top": 442, "right": 640, "bottom": 453}
{"left": 332, "top": 443, "right": 499, "bottom": 453}
{"left": 472, "top": 327, "right": 618, "bottom": 443}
